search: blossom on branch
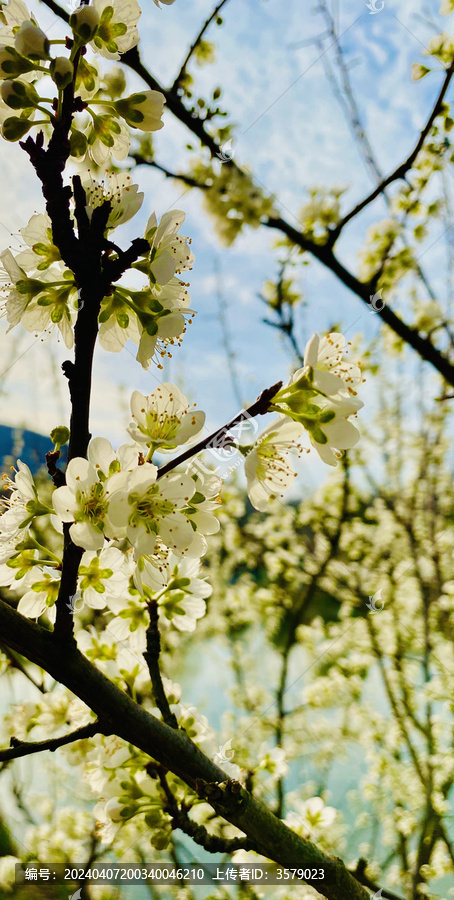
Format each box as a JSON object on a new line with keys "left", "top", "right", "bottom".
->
{"left": 115, "top": 90, "right": 165, "bottom": 132}
{"left": 52, "top": 457, "right": 124, "bottom": 551}
{"left": 243, "top": 417, "right": 305, "bottom": 511}
{"left": 108, "top": 466, "right": 199, "bottom": 558}
{"left": 82, "top": 170, "right": 144, "bottom": 231}
{"left": 90, "top": 0, "right": 141, "bottom": 60}
{"left": 269, "top": 331, "right": 363, "bottom": 466}
{"left": 127, "top": 383, "right": 205, "bottom": 455}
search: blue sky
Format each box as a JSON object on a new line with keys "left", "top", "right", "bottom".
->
{"left": 0, "top": 0, "right": 451, "bottom": 490}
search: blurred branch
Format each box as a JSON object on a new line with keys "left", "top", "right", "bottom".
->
{"left": 129, "top": 154, "right": 210, "bottom": 189}
{"left": 272, "top": 461, "right": 350, "bottom": 817}
{"left": 312, "top": 1, "right": 438, "bottom": 303}
{"left": 274, "top": 647, "right": 289, "bottom": 819}
{"left": 0, "top": 720, "right": 104, "bottom": 762}
{"left": 171, "top": 0, "right": 232, "bottom": 91}
{"left": 259, "top": 259, "right": 305, "bottom": 365}
{"left": 0, "top": 644, "right": 46, "bottom": 693}
{"left": 365, "top": 614, "right": 427, "bottom": 785}
{"left": 331, "top": 59, "right": 454, "bottom": 238}
{"left": 215, "top": 256, "right": 245, "bottom": 408}
{"left": 310, "top": 2, "right": 384, "bottom": 184}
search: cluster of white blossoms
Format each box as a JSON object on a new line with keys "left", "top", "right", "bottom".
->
{"left": 98, "top": 207, "right": 195, "bottom": 369}
{"left": 0, "top": 384, "right": 217, "bottom": 635}
{"left": 0, "top": 197, "right": 194, "bottom": 366}
{"left": 0, "top": 0, "right": 177, "bottom": 159}
{"left": 0, "top": 333, "right": 363, "bottom": 629}
{"left": 0, "top": 0, "right": 195, "bottom": 364}
{"left": 240, "top": 332, "right": 364, "bottom": 510}
{"left": 0, "top": 215, "right": 79, "bottom": 346}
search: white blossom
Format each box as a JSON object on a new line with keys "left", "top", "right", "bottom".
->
{"left": 243, "top": 417, "right": 305, "bottom": 511}
{"left": 127, "top": 383, "right": 205, "bottom": 454}
{"left": 90, "top": 0, "right": 141, "bottom": 60}
{"left": 52, "top": 456, "right": 124, "bottom": 551}
{"left": 82, "top": 171, "right": 144, "bottom": 231}
{"left": 108, "top": 465, "right": 199, "bottom": 558}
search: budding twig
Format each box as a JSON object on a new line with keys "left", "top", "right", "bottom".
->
{"left": 157, "top": 380, "right": 282, "bottom": 479}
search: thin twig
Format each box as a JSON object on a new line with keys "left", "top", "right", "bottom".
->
{"left": 129, "top": 154, "right": 209, "bottom": 189}
{"left": 143, "top": 601, "right": 178, "bottom": 729}
{"left": 171, "top": 0, "right": 232, "bottom": 91}
{"left": 332, "top": 60, "right": 454, "bottom": 237}
{"left": 0, "top": 720, "right": 104, "bottom": 762}
{"left": 156, "top": 766, "right": 255, "bottom": 854}
{"left": 215, "top": 257, "right": 245, "bottom": 408}
{"left": 312, "top": 1, "right": 438, "bottom": 302}
{"left": 351, "top": 859, "right": 404, "bottom": 900}
{"left": 157, "top": 380, "right": 282, "bottom": 479}
{"left": 0, "top": 644, "right": 46, "bottom": 693}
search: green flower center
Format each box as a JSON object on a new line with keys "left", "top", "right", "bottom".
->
{"left": 94, "top": 7, "right": 127, "bottom": 53}
{"left": 129, "top": 484, "right": 175, "bottom": 534}
{"left": 74, "top": 481, "right": 108, "bottom": 529}
{"left": 32, "top": 577, "right": 59, "bottom": 606}
{"left": 78, "top": 560, "right": 113, "bottom": 593}
{"left": 141, "top": 410, "right": 182, "bottom": 447}
{"left": 117, "top": 601, "right": 149, "bottom": 632}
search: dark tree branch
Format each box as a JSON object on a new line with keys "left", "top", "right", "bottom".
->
{"left": 38, "top": 0, "right": 69, "bottom": 23}
{"left": 143, "top": 601, "right": 179, "bottom": 729}
{"left": 155, "top": 765, "right": 254, "bottom": 853}
{"left": 129, "top": 154, "right": 210, "bottom": 189}
{"left": 172, "top": 804, "right": 254, "bottom": 853}
{"left": 351, "top": 859, "right": 404, "bottom": 900}
{"left": 157, "top": 380, "right": 282, "bottom": 479}
{"left": 0, "top": 598, "right": 371, "bottom": 900}
{"left": 72, "top": 174, "right": 91, "bottom": 242}
{"left": 0, "top": 720, "right": 104, "bottom": 762}
{"left": 45, "top": 450, "right": 66, "bottom": 487}
{"left": 20, "top": 54, "right": 151, "bottom": 640}
{"left": 264, "top": 216, "right": 454, "bottom": 386}
{"left": 103, "top": 237, "right": 150, "bottom": 283}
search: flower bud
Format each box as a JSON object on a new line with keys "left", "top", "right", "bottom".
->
{"left": 115, "top": 91, "right": 165, "bottom": 132}
{"left": 70, "top": 6, "right": 100, "bottom": 44}
{"left": 102, "top": 67, "right": 126, "bottom": 99}
{"left": 0, "top": 79, "right": 39, "bottom": 109}
{"left": 411, "top": 63, "right": 430, "bottom": 82}
{"left": 50, "top": 426, "right": 70, "bottom": 451}
{"left": 1, "top": 115, "right": 33, "bottom": 141}
{"left": 50, "top": 56, "right": 74, "bottom": 90}
{"left": 14, "top": 22, "right": 50, "bottom": 61}
{"left": 0, "top": 46, "right": 36, "bottom": 79}
{"left": 69, "top": 127, "right": 88, "bottom": 158}
{"left": 150, "top": 828, "right": 171, "bottom": 850}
